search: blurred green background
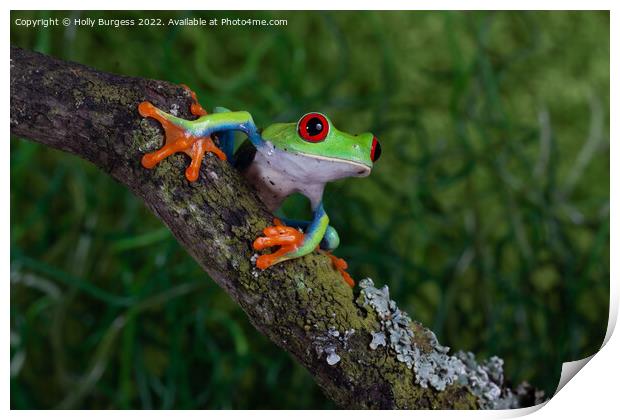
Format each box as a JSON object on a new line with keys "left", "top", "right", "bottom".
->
{"left": 10, "top": 11, "right": 609, "bottom": 409}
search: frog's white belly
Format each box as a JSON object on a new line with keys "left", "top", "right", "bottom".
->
{"left": 242, "top": 143, "right": 370, "bottom": 211}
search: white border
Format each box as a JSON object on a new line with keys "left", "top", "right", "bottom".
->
{"left": 5, "top": 2, "right": 616, "bottom": 418}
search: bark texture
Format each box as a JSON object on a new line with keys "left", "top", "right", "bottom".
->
{"left": 10, "top": 46, "right": 540, "bottom": 409}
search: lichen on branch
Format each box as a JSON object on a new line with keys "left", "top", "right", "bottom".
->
{"left": 357, "top": 279, "right": 545, "bottom": 408}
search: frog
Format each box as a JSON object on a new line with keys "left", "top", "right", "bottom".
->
{"left": 138, "top": 87, "right": 381, "bottom": 287}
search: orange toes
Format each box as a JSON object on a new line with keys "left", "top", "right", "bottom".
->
{"left": 138, "top": 93, "right": 227, "bottom": 182}
{"left": 340, "top": 271, "right": 355, "bottom": 288}
{"left": 253, "top": 221, "right": 305, "bottom": 270}
{"left": 255, "top": 245, "right": 299, "bottom": 270}
{"left": 180, "top": 83, "right": 208, "bottom": 117}
{"left": 325, "top": 253, "right": 355, "bottom": 287}
{"left": 253, "top": 225, "right": 303, "bottom": 251}
{"left": 256, "top": 253, "right": 284, "bottom": 270}
{"left": 190, "top": 102, "right": 208, "bottom": 117}
{"left": 141, "top": 152, "right": 160, "bottom": 169}
{"left": 252, "top": 237, "right": 272, "bottom": 251}
{"left": 185, "top": 162, "right": 200, "bottom": 182}
{"left": 184, "top": 137, "right": 227, "bottom": 182}
{"left": 205, "top": 139, "right": 227, "bottom": 161}
{"left": 138, "top": 101, "right": 157, "bottom": 118}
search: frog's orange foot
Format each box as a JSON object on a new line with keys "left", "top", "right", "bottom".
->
{"left": 325, "top": 252, "right": 355, "bottom": 287}
{"left": 180, "top": 84, "right": 208, "bottom": 117}
{"left": 253, "top": 219, "right": 305, "bottom": 270}
{"left": 138, "top": 99, "right": 226, "bottom": 182}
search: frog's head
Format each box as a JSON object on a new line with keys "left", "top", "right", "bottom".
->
{"left": 261, "top": 112, "right": 381, "bottom": 178}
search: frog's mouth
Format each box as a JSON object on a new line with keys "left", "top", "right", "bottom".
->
{"left": 296, "top": 152, "right": 372, "bottom": 178}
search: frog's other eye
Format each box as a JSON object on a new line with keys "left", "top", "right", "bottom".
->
{"left": 298, "top": 112, "right": 329, "bottom": 142}
{"left": 371, "top": 136, "right": 382, "bottom": 162}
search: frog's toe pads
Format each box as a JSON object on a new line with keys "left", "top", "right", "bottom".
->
{"left": 138, "top": 91, "right": 226, "bottom": 182}
{"left": 325, "top": 252, "right": 355, "bottom": 287}
{"left": 253, "top": 219, "right": 305, "bottom": 270}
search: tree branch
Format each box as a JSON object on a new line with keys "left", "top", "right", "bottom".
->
{"left": 10, "top": 46, "right": 543, "bottom": 409}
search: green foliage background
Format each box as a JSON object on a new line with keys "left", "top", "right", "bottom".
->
{"left": 10, "top": 11, "right": 609, "bottom": 409}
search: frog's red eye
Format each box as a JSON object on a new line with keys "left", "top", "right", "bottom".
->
{"left": 298, "top": 112, "right": 329, "bottom": 142}
{"left": 370, "top": 136, "right": 381, "bottom": 162}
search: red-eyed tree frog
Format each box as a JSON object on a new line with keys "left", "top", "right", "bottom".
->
{"left": 138, "top": 87, "right": 381, "bottom": 287}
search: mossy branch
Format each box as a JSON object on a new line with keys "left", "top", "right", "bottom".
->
{"left": 10, "top": 46, "right": 542, "bottom": 409}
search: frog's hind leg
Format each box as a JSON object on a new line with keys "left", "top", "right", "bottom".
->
{"left": 315, "top": 225, "right": 355, "bottom": 286}
{"left": 281, "top": 218, "right": 340, "bottom": 251}
{"left": 323, "top": 252, "right": 355, "bottom": 287}
{"left": 278, "top": 218, "right": 353, "bottom": 286}
{"left": 138, "top": 98, "right": 226, "bottom": 182}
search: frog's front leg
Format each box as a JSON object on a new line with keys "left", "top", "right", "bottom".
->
{"left": 279, "top": 218, "right": 340, "bottom": 251}
{"left": 253, "top": 204, "right": 356, "bottom": 287}
{"left": 253, "top": 203, "right": 329, "bottom": 268}
{"left": 277, "top": 219, "right": 354, "bottom": 286}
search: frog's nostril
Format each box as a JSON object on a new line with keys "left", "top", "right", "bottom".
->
{"left": 370, "top": 136, "right": 381, "bottom": 162}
